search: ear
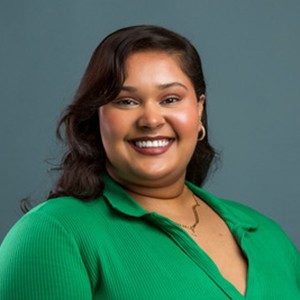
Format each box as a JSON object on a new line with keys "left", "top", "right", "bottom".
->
{"left": 197, "top": 94, "right": 205, "bottom": 124}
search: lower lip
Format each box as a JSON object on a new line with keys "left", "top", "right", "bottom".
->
{"left": 129, "top": 141, "right": 174, "bottom": 156}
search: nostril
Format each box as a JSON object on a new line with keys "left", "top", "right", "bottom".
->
{"left": 138, "top": 120, "right": 165, "bottom": 130}
{"left": 137, "top": 112, "right": 165, "bottom": 129}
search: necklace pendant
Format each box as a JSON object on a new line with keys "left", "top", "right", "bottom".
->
{"left": 191, "top": 229, "right": 198, "bottom": 237}
{"left": 176, "top": 194, "right": 201, "bottom": 238}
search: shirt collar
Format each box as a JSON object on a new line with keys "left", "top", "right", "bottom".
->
{"left": 102, "top": 173, "right": 149, "bottom": 217}
{"left": 102, "top": 173, "right": 258, "bottom": 231}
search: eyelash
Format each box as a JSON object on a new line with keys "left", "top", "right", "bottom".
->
{"left": 112, "top": 96, "right": 181, "bottom": 107}
{"left": 113, "top": 99, "right": 138, "bottom": 106}
{"left": 160, "top": 97, "right": 180, "bottom": 104}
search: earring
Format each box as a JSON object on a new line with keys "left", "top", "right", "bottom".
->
{"left": 198, "top": 122, "right": 206, "bottom": 141}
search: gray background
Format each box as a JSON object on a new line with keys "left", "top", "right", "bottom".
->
{"left": 1, "top": 0, "right": 299, "bottom": 248}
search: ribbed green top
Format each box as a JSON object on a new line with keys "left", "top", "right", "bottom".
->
{"left": 0, "top": 174, "right": 299, "bottom": 299}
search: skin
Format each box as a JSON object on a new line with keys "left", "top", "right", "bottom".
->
{"left": 99, "top": 51, "right": 204, "bottom": 199}
{"left": 99, "top": 51, "right": 247, "bottom": 295}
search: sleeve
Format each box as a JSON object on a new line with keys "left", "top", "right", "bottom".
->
{"left": 0, "top": 212, "right": 93, "bottom": 300}
{"left": 278, "top": 225, "right": 300, "bottom": 291}
{"left": 296, "top": 246, "right": 300, "bottom": 290}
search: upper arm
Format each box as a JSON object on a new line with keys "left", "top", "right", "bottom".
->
{"left": 0, "top": 212, "right": 92, "bottom": 300}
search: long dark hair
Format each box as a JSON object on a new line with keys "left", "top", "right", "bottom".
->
{"left": 48, "top": 25, "right": 216, "bottom": 200}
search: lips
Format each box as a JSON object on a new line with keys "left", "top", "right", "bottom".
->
{"left": 133, "top": 139, "right": 172, "bottom": 148}
{"left": 128, "top": 137, "right": 174, "bottom": 154}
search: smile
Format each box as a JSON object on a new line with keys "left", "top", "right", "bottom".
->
{"left": 128, "top": 137, "right": 174, "bottom": 155}
{"left": 134, "top": 139, "right": 172, "bottom": 148}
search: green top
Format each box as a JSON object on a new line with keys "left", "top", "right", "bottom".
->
{"left": 0, "top": 174, "right": 299, "bottom": 299}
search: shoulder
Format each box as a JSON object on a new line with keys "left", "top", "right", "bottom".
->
{"left": 28, "top": 195, "right": 109, "bottom": 226}
{"left": 221, "top": 199, "right": 291, "bottom": 238}
{"left": 205, "top": 192, "right": 285, "bottom": 235}
{"left": 1, "top": 195, "right": 111, "bottom": 250}
{"left": 0, "top": 196, "right": 111, "bottom": 288}
{"left": 221, "top": 198, "right": 278, "bottom": 226}
{"left": 225, "top": 199, "right": 297, "bottom": 243}
{"left": 187, "top": 181, "right": 298, "bottom": 253}
{"left": 188, "top": 181, "right": 283, "bottom": 232}
{"left": 0, "top": 197, "right": 101, "bottom": 299}
{"left": 214, "top": 195, "right": 299, "bottom": 260}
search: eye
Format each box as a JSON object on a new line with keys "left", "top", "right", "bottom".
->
{"left": 160, "top": 97, "right": 180, "bottom": 105}
{"left": 112, "top": 98, "right": 139, "bottom": 107}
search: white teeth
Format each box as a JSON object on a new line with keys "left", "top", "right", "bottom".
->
{"left": 134, "top": 139, "right": 171, "bottom": 148}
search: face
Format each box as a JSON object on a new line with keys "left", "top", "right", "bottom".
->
{"left": 99, "top": 51, "right": 204, "bottom": 187}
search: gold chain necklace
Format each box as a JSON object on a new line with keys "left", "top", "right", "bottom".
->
{"left": 176, "top": 195, "right": 200, "bottom": 237}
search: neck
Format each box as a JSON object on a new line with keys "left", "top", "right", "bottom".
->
{"left": 107, "top": 169, "right": 194, "bottom": 212}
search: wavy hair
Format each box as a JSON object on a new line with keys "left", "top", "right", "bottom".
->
{"left": 48, "top": 25, "right": 216, "bottom": 200}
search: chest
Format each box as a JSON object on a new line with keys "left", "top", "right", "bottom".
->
{"left": 190, "top": 219, "right": 248, "bottom": 295}
{"left": 85, "top": 217, "right": 299, "bottom": 299}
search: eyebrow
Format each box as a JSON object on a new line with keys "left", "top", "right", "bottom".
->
{"left": 158, "top": 82, "right": 188, "bottom": 90}
{"left": 120, "top": 82, "right": 188, "bottom": 92}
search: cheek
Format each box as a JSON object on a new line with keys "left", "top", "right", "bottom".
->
{"left": 171, "top": 109, "right": 199, "bottom": 135}
{"left": 99, "top": 107, "right": 119, "bottom": 133}
{"left": 99, "top": 108, "right": 119, "bottom": 145}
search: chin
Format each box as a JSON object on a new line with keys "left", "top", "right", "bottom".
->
{"left": 131, "top": 168, "right": 183, "bottom": 185}
{"left": 107, "top": 161, "right": 183, "bottom": 184}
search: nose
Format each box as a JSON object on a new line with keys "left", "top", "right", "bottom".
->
{"left": 137, "top": 102, "right": 165, "bottom": 130}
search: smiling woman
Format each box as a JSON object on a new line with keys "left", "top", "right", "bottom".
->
{"left": 99, "top": 51, "right": 204, "bottom": 187}
{"left": 0, "top": 25, "right": 299, "bottom": 299}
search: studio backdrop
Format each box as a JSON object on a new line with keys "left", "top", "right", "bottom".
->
{"left": 0, "top": 0, "right": 299, "bottom": 248}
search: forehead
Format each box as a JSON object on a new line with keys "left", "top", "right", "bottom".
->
{"left": 123, "top": 51, "right": 187, "bottom": 81}
{"left": 125, "top": 50, "right": 181, "bottom": 66}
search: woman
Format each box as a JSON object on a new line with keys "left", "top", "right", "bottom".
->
{"left": 0, "top": 25, "right": 299, "bottom": 299}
